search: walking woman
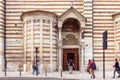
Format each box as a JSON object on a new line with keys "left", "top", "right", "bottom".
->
{"left": 89, "top": 59, "right": 95, "bottom": 79}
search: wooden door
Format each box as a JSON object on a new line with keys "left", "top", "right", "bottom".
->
{"left": 63, "top": 48, "right": 79, "bottom": 70}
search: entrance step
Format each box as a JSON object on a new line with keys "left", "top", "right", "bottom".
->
{"left": 80, "top": 66, "right": 87, "bottom": 72}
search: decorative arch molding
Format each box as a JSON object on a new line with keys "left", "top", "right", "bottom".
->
{"left": 58, "top": 7, "right": 86, "bottom": 32}
{"left": 112, "top": 12, "right": 120, "bottom": 22}
{"left": 20, "top": 10, "right": 57, "bottom": 21}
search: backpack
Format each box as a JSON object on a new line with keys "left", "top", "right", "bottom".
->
{"left": 92, "top": 63, "right": 96, "bottom": 70}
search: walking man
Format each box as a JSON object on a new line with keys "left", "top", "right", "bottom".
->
{"left": 68, "top": 59, "right": 75, "bottom": 74}
{"left": 113, "top": 58, "right": 120, "bottom": 78}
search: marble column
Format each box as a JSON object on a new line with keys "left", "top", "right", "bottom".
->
{"left": 50, "top": 19, "right": 53, "bottom": 72}
{"left": 58, "top": 28, "right": 62, "bottom": 71}
{"left": 23, "top": 21, "right": 27, "bottom": 72}
{"left": 30, "top": 19, "right": 34, "bottom": 71}
{"left": 39, "top": 19, "right": 43, "bottom": 73}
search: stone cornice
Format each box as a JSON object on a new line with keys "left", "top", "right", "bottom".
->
{"left": 112, "top": 12, "right": 120, "bottom": 21}
{"left": 20, "top": 10, "right": 57, "bottom": 21}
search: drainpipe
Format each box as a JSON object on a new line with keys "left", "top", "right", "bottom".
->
{"left": 3, "top": 0, "right": 7, "bottom": 76}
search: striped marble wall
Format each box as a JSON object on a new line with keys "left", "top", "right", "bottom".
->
{"left": 93, "top": 0, "right": 120, "bottom": 69}
{"left": 82, "top": 0, "right": 93, "bottom": 66}
{"left": 112, "top": 12, "right": 120, "bottom": 62}
{"left": 2, "top": 0, "right": 120, "bottom": 71}
{"left": 5, "top": 0, "right": 83, "bottom": 71}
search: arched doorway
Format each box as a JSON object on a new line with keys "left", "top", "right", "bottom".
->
{"left": 62, "top": 18, "right": 80, "bottom": 71}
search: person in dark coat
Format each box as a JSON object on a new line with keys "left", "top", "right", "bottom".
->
{"left": 68, "top": 59, "right": 75, "bottom": 74}
{"left": 67, "top": 58, "right": 70, "bottom": 71}
{"left": 32, "top": 61, "right": 36, "bottom": 75}
{"left": 113, "top": 58, "right": 120, "bottom": 78}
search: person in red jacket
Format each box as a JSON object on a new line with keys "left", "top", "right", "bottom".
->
{"left": 89, "top": 59, "right": 95, "bottom": 79}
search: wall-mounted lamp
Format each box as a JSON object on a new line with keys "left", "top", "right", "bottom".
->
{"left": 81, "top": 38, "right": 85, "bottom": 43}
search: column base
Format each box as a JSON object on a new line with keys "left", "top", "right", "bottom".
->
{"left": 50, "top": 64, "right": 53, "bottom": 72}
{"left": 23, "top": 64, "right": 26, "bottom": 72}
{"left": 58, "top": 66, "right": 62, "bottom": 72}
{"left": 0, "top": 56, "right": 3, "bottom": 72}
{"left": 40, "top": 64, "right": 43, "bottom": 73}
{"left": 80, "top": 65, "right": 87, "bottom": 72}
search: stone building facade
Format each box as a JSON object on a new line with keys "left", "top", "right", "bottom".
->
{"left": 0, "top": 0, "right": 120, "bottom": 72}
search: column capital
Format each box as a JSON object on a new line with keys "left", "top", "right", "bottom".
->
{"left": 58, "top": 28, "right": 62, "bottom": 31}
{"left": 58, "top": 20, "right": 62, "bottom": 29}
{"left": 58, "top": 39, "right": 62, "bottom": 48}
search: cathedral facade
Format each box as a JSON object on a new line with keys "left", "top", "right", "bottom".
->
{"left": 0, "top": 0, "right": 120, "bottom": 72}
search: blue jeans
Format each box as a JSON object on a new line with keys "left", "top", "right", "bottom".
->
{"left": 32, "top": 66, "right": 39, "bottom": 74}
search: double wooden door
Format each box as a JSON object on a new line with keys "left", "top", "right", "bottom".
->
{"left": 63, "top": 48, "right": 79, "bottom": 70}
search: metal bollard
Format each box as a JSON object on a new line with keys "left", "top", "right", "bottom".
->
{"left": 19, "top": 67, "right": 21, "bottom": 77}
{"left": 19, "top": 64, "right": 23, "bottom": 77}
{"left": 45, "top": 68, "right": 47, "bottom": 77}
{"left": 61, "top": 70, "right": 62, "bottom": 77}
{"left": 60, "top": 67, "right": 62, "bottom": 77}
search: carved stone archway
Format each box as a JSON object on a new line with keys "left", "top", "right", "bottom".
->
{"left": 57, "top": 7, "right": 86, "bottom": 71}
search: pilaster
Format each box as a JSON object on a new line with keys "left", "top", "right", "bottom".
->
{"left": 50, "top": 19, "right": 53, "bottom": 72}
{"left": 31, "top": 19, "right": 34, "bottom": 62}
{"left": 58, "top": 26, "right": 62, "bottom": 71}
{"left": 23, "top": 21, "right": 27, "bottom": 72}
{"left": 39, "top": 19, "right": 43, "bottom": 73}
{"left": 0, "top": 0, "right": 5, "bottom": 71}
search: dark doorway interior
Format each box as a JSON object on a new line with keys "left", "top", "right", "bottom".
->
{"left": 67, "top": 53, "right": 74, "bottom": 61}
{"left": 67, "top": 53, "right": 75, "bottom": 70}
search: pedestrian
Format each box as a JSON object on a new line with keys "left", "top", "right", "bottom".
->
{"left": 89, "top": 59, "right": 95, "bottom": 79}
{"left": 119, "top": 59, "right": 120, "bottom": 67}
{"left": 87, "top": 59, "right": 91, "bottom": 74}
{"left": 67, "top": 58, "right": 70, "bottom": 71}
{"left": 32, "top": 60, "right": 40, "bottom": 75}
{"left": 118, "top": 59, "right": 120, "bottom": 75}
{"left": 32, "top": 61, "right": 37, "bottom": 75}
{"left": 113, "top": 58, "right": 120, "bottom": 78}
{"left": 36, "top": 60, "right": 40, "bottom": 74}
{"left": 68, "top": 59, "right": 75, "bottom": 74}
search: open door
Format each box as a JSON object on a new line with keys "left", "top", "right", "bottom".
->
{"left": 63, "top": 48, "right": 79, "bottom": 71}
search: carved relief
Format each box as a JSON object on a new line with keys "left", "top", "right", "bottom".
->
{"left": 63, "top": 34, "right": 78, "bottom": 45}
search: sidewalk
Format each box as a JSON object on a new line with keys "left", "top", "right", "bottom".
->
{"left": 0, "top": 70, "right": 120, "bottom": 80}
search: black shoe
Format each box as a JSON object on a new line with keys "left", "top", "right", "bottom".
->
{"left": 93, "top": 75, "right": 95, "bottom": 79}
{"left": 113, "top": 77, "right": 115, "bottom": 78}
{"left": 118, "top": 75, "right": 120, "bottom": 78}
{"left": 91, "top": 76, "right": 93, "bottom": 79}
